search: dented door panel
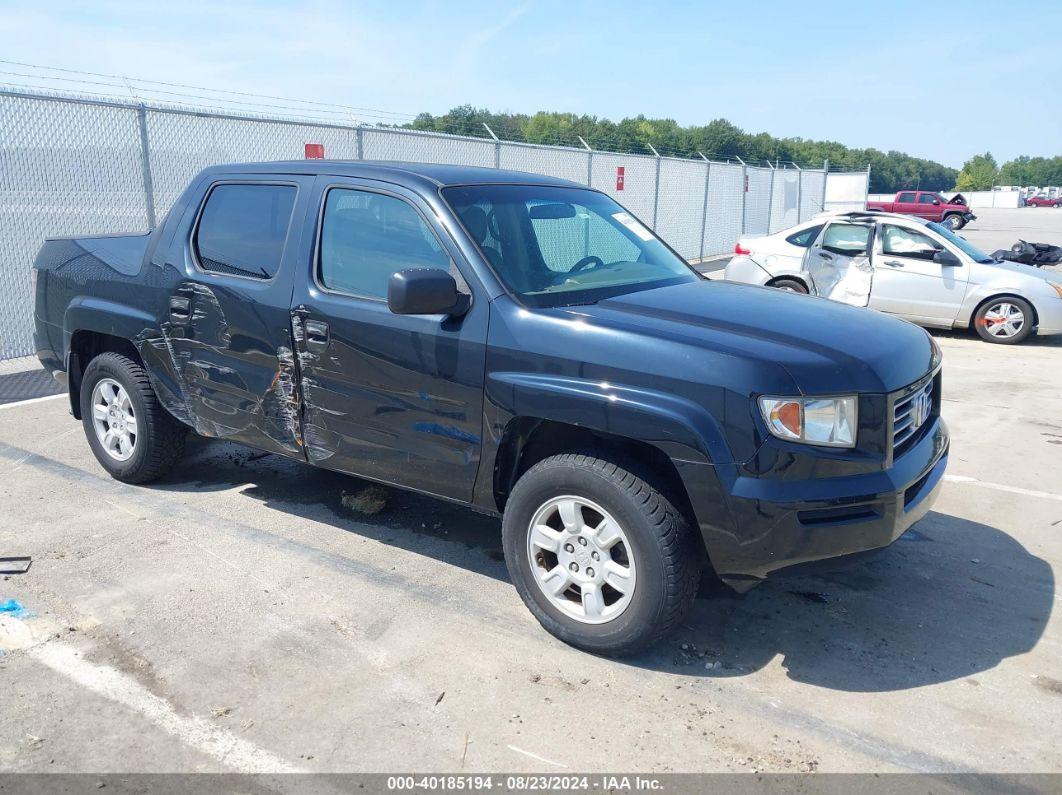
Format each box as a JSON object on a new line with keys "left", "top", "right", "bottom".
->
{"left": 145, "top": 174, "right": 315, "bottom": 457}
{"left": 801, "top": 222, "right": 874, "bottom": 308}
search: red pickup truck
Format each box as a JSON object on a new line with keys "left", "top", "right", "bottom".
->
{"left": 866, "top": 190, "right": 976, "bottom": 229}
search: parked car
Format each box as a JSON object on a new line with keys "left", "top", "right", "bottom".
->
{"left": 724, "top": 211, "right": 1062, "bottom": 344}
{"left": 867, "top": 191, "right": 975, "bottom": 229}
{"left": 1025, "top": 195, "right": 1061, "bottom": 208}
{"left": 34, "top": 162, "right": 948, "bottom": 655}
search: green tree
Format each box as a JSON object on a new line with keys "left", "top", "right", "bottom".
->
{"left": 954, "top": 152, "right": 999, "bottom": 191}
{"left": 403, "top": 106, "right": 962, "bottom": 191}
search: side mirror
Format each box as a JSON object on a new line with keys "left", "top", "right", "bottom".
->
{"left": 388, "top": 268, "right": 470, "bottom": 316}
{"left": 932, "top": 199, "right": 941, "bottom": 205}
{"left": 933, "top": 249, "right": 961, "bottom": 267}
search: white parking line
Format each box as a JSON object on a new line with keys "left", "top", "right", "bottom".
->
{"left": 0, "top": 613, "right": 305, "bottom": 775}
{"left": 29, "top": 641, "right": 307, "bottom": 774}
{"left": 945, "top": 474, "right": 1062, "bottom": 503}
{"left": 0, "top": 393, "right": 65, "bottom": 410}
{"left": 506, "top": 744, "right": 568, "bottom": 769}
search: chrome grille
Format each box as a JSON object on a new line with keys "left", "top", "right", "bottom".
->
{"left": 893, "top": 378, "right": 935, "bottom": 453}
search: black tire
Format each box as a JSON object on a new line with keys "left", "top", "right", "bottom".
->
{"left": 973, "top": 296, "right": 1035, "bottom": 345}
{"left": 770, "top": 278, "right": 809, "bottom": 294}
{"left": 502, "top": 453, "right": 701, "bottom": 656}
{"left": 80, "top": 352, "right": 188, "bottom": 483}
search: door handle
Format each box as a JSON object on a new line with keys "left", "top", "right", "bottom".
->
{"left": 819, "top": 251, "right": 834, "bottom": 261}
{"left": 884, "top": 260, "right": 905, "bottom": 268}
{"left": 304, "top": 319, "right": 330, "bottom": 353}
{"left": 169, "top": 296, "right": 191, "bottom": 320}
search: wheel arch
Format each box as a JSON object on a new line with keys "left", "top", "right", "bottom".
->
{"left": 491, "top": 418, "right": 701, "bottom": 535}
{"left": 972, "top": 292, "right": 1039, "bottom": 330}
{"left": 67, "top": 330, "right": 144, "bottom": 419}
{"left": 766, "top": 274, "right": 810, "bottom": 292}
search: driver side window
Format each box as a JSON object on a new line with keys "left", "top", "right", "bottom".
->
{"left": 882, "top": 225, "right": 939, "bottom": 261}
{"left": 319, "top": 188, "right": 452, "bottom": 299}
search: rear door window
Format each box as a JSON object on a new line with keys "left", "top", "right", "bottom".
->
{"left": 194, "top": 183, "right": 297, "bottom": 279}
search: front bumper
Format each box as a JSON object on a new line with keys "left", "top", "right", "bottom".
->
{"left": 682, "top": 416, "right": 949, "bottom": 590}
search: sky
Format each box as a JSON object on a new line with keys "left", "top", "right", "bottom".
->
{"left": 0, "top": 0, "right": 1058, "bottom": 168}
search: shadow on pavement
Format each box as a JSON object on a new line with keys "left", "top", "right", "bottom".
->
{"left": 632, "top": 510, "right": 1054, "bottom": 692}
{"left": 160, "top": 440, "right": 1053, "bottom": 693}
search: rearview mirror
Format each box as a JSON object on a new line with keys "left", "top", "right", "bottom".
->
{"left": 529, "top": 202, "right": 577, "bottom": 220}
{"left": 933, "top": 249, "right": 961, "bottom": 267}
{"left": 388, "top": 269, "right": 470, "bottom": 316}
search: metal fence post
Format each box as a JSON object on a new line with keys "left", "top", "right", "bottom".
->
{"left": 135, "top": 104, "right": 157, "bottom": 228}
{"left": 792, "top": 162, "right": 802, "bottom": 223}
{"left": 698, "top": 152, "right": 711, "bottom": 262}
{"left": 648, "top": 143, "right": 661, "bottom": 229}
{"left": 483, "top": 123, "right": 501, "bottom": 169}
{"left": 735, "top": 156, "right": 747, "bottom": 235}
{"left": 765, "top": 161, "right": 776, "bottom": 234}
{"left": 822, "top": 159, "right": 829, "bottom": 212}
{"left": 865, "top": 163, "right": 872, "bottom": 209}
{"left": 577, "top": 136, "right": 592, "bottom": 187}
{"left": 356, "top": 125, "right": 364, "bottom": 159}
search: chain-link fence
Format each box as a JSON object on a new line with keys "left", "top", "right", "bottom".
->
{"left": 0, "top": 87, "right": 868, "bottom": 360}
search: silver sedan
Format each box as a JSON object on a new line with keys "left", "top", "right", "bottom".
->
{"left": 723, "top": 211, "right": 1062, "bottom": 344}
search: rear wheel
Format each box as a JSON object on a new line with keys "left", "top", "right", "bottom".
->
{"left": 80, "top": 352, "right": 188, "bottom": 483}
{"left": 502, "top": 453, "right": 701, "bottom": 656}
{"left": 973, "top": 297, "right": 1035, "bottom": 344}
{"left": 770, "top": 278, "right": 809, "bottom": 294}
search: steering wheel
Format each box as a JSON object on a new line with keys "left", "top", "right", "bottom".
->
{"left": 569, "top": 255, "right": 605, "bottom": 274}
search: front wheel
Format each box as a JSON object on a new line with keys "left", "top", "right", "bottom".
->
{"left": 80, "top": 352, "right": 188, "bottom": 483}
{"left": 502, "top": 453, "right": 701, "bottom": 656}
{"left": 973, "top": 297, "right": 1035, "bottom": 344}
{"left": 943, "top": 214, "right": 965, "bottom": 230}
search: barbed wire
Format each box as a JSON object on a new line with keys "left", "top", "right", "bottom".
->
{"left": 0, "top": 61, "right": 856, "bottom": 170}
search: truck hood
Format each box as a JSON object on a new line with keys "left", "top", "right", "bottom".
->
{"left": 560, "top": 281, "right": 936, "bottom": 394}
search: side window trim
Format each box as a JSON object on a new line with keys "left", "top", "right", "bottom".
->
{"left": 312, "top": 183, "right": 459, "bottom": 303}
{"left": 189, "top": 180, "right": 299, "bottom": 283}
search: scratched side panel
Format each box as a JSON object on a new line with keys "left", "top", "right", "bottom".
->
{"left": 152, "top": 280, "right": 303, "bottom": 456}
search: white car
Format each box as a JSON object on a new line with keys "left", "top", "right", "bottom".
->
{"left": 723, "top": 211, "right": 1062, "bottom": 344}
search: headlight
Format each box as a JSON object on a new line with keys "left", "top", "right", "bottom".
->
{"left": 759, "top": 396, "right": 858, "bottom": 448}
{"left": 929, "top": 333, "right": 943, "bottom": 369}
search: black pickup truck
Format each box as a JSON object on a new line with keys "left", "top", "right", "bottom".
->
{"left": 33, "top": 162, "right": 949, "bottom": 655}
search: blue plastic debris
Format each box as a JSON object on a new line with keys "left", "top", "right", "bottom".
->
{"left": 0, "top": 599, "right": 30, "bottom": 618}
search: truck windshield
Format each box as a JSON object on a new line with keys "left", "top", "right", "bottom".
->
{"left": 443, "top": 185, "right": 699, "bottom": 307}
{"left": 926, "top": 222, "right": 995, "bottom": 263}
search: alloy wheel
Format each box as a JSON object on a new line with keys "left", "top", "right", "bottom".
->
{"left": 91, "top": 378, "right": 138, "bottom": 461}
{"left": 526, "top": 496, "right": 636, "bottom": 624}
